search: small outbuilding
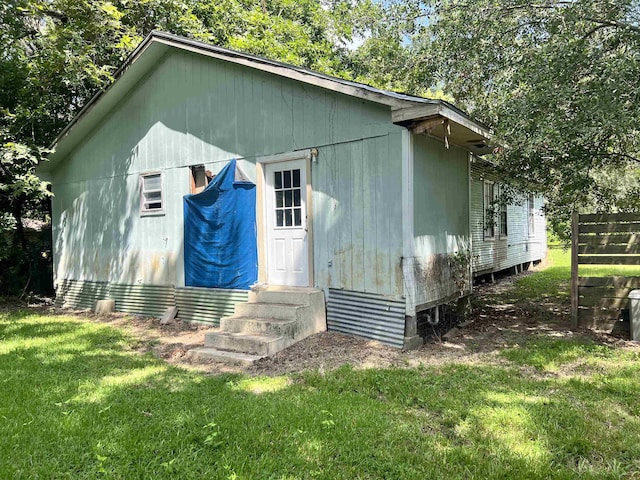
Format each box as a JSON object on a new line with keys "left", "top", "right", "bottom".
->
{"left": 39, "top": 31, "right": 546, "bottom": 352}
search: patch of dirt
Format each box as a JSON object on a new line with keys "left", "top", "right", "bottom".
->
{"left": 32, "top": 306, "right": 219, "bottom": 369}
{"left": 29, "top": 267, "right": 639, "bottom": 376}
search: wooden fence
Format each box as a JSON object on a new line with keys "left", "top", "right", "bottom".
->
{"left": 571, "top": 212, "right": 640, "bottom": 331}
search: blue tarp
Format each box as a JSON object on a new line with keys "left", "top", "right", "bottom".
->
{"left": 183, "top": 159, "right": 257, "bottom": 289}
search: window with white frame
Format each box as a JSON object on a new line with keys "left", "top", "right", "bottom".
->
{"left": 498, "top": 185, "right": 508, "bottom": 237}
{"left": 499, "top": 204, "right": 508, "bottom": 237}
{"left": 140, "top": 172, "right": 163, "bottom": 213}
{"left": 528, "top": 194, "right": 535, "bottom": 236}
{"left": 483, "top": 181, "right": 495, "bottom": 239}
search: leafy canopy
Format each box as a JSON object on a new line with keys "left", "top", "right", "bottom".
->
{"left": 350, "top": 0, "right": 640, "bottom": 215}
{"left": 0, "top": 0, "right": 368, "bottom": 293}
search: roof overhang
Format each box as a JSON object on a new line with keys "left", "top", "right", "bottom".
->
{"left": 392, "top": 103, "right": 494, "bottom": 155}
{"left": 40, "top": 31, "right": 493, "bottom": 174}
{"left": 40, "top": 38, "right": 171, "bottom": 173}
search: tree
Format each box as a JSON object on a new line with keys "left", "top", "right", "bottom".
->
{"left": 0, "top": 0, "right": 364, "bottom": 294}
{"left": 352, "top": 1, "right": 640, "bottom": 219}
{"left": 437, "top": 1, "right": 640, "bottom": 206}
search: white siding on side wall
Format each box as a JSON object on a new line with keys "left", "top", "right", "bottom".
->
{"left": 470, "top": 162, "right": 547, "bottom": 275}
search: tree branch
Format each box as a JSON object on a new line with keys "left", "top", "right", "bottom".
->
{"left": 591, "top": 152, "right": 640, "bottom": 164}
{"left": 582, "top": 17, "right": 640, "bottom": 34}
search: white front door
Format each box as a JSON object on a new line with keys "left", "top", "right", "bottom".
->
{"left": 264, "top": 159, "right": 309, "bottom": 286}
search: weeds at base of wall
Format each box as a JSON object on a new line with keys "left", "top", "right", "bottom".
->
{"left": 448, "top": 249, "right": 474, "bottom": 298}
{"left": 414, "top": 250, "right": 474, "bottom": 342}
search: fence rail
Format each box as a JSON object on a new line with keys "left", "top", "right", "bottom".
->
{"left": 571, "top": 212, "right": 640, "bottom": 331}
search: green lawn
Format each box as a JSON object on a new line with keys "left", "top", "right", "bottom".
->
{"left": 2, "top": 260, "right": 640, "bottom": 478}
{"left": 502, "top": 247, "right": 640, "bottom": 305}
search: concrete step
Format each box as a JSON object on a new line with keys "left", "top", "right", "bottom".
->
{"left": 220, "top": 316, "right": 299, "bottom": 335}
{"left": 204, "top": 331, "right": 286, "bottom": 356}
{"left": 193, "top": 287, "right": 327, "bottom": 364}
{"left": 234, "top": 302, "right": 303, "bottom": 320}
{"left": 187, "top": 347, "right": 264, "bottom": 366}
{"left": 249, "top": 285, "right": 323, "bottom": 306}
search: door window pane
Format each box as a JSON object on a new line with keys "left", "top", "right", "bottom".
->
{"left": 273, "top": 168, "right": 303, "bottom": 229}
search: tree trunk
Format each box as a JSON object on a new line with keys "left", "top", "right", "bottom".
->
{"left": 12, "top": 196, "right": 31, "bottom": 297}
{"left": 13, "top": 197, "right": 27, "bottom": 252}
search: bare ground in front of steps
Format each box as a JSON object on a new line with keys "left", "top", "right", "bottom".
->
{"left": 22, "top": 266, "right": 638, "bottom": 377}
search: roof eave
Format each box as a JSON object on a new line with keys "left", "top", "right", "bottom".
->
{"left": 46, "top": 32, "right": 157, "bottom": 153}
{"left": 42, "top": 30, "right": 491, "bottom": 171}
{"left": 391, "top": 103, "right": 495, "bottom": 155}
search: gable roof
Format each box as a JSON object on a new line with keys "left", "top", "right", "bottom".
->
{"left": 41, "top": 31, "right": 492, "bottom": 173}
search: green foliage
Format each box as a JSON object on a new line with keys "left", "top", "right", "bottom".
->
{"left": 353, "top": 0, "right": 640, "bottom": 216}
{"left": 448, "top": 248, "right": 473, "bottom": 297}
{"left": 489, "top": 247, "right": 640, "bottom": 309}
{"left": 509, "top": 248, "right": 572, "bottom": 303}
{"left": 432, "top": 0, "right": 640, "bottom": 213}
{"left": 0, "top": 125, "right": 51, "bottom": 294}
{"left": 500, "top": 338, "right": 617, "bottom": 372}
{"left": 0, "top": 0, "right": 364, "bottom": 294}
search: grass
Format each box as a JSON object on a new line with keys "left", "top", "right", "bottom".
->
{"left": 2, "top": 257, "right": 640, "bottom": 478}
{"left": 501, "top": 247, "right": 640, "bottom": 305}
{"left": 508, "top": 248, "right": 573, "bottom": 303}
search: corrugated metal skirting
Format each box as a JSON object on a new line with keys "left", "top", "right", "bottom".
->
{"left": 175, "top": 287, "right": 248, "bottom": 326}
{"left": 327, "top": 289, "right": 406, "bottom": 348}
{"left": 55, "top": 279, "right": 109, "bottom": 310}
{"left": 108, "top": 284, "right": 176, "bottom": 317}
{"left": 55, "top": 279, "right": 246, "bottom": 325}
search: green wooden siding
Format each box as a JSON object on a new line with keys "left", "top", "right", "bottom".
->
{"left": 51, "top": 49, "right": 405, "bottom": 297}
{"left": 409, "top": 135, "right": 471, "bottom": 308}
{"left": 312, "top": 133, "right": 404, "bottom": 297}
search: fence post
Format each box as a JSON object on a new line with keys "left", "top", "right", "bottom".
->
{"left": 571, "top": 211, "right": 579, "bottom": 328}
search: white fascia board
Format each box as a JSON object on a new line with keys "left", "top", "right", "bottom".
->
{"left": 392, "top": 103, "right": 492, "bottom": 141}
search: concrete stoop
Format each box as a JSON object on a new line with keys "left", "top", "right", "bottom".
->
{"left": 188, "top": 285, "right": 326, "bottom": 365}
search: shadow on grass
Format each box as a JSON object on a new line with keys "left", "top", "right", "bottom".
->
{"left": 499, "top": 338, "right": 617, "bottom": 371}
{"left": 471, "top": 256, "right": 572, "bottom": 333}
{"left": 2, "top": 310, "right": 640, "bottom": 479}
